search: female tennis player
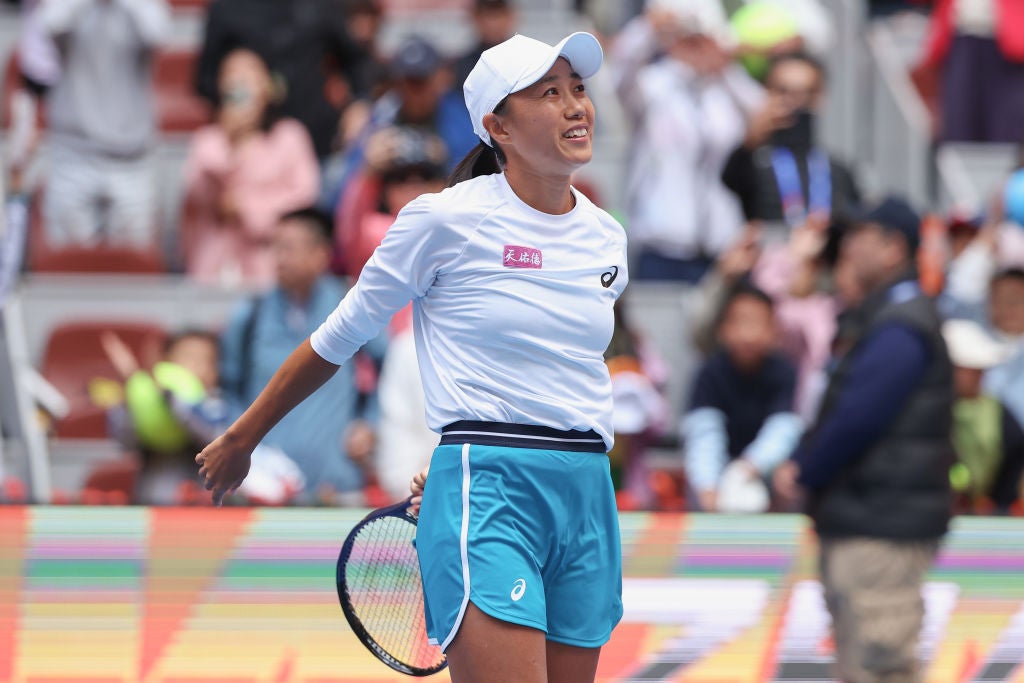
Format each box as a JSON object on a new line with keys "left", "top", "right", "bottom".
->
{"left": 196, "top": 31, "right": 627, "bottom": 683}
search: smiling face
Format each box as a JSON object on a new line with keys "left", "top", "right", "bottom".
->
{"left": 484, "top": 57, "right": 595, "bottom": 179}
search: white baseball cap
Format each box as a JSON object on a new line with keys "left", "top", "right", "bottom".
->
{"left": 463, "top": 32, "right": 604, "bottom": 145}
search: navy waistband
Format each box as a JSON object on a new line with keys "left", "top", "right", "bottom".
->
{"left": 440, "top": 421, "right": 607, "bottom": 453}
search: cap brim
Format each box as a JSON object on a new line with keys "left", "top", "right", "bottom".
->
{"left": 510, "top": 31, "right": 603, "bottom": 96}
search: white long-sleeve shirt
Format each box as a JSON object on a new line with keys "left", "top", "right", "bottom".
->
{"left": 610, "top": 18, "right": 763, "bottom": 259}
{"left": 312, "top": 173, "right": 629, "bottom": 449}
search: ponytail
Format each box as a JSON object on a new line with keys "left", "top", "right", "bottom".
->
{"left": 447, "top": 96, "right": 509, "bottom": 187}
{"left": 447, "top": 141, "right": 506, "bottom": 187}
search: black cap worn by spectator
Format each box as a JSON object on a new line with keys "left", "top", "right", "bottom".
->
{"left": 852, "top": 196, "right": 922, "bottom": 253}
{"left": 476, "top": 0, "right": 512, "bottom": 8}
{"left": 392, "top": 35, "right": 442, "bottom": 79}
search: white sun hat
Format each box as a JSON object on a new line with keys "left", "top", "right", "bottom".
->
{"left": 463, "top": 32, "right": 604, "bottom": 145}
{"left": 942, "top": 318, "right": 1013, "bottom": 370}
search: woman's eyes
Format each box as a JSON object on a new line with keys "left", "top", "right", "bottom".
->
{"left": 544, "top": 84, "right": 586, "bottom": 96}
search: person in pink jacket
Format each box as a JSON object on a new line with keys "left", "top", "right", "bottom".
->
{"left": 182, "top": 48, "right": 319, "bottom": 287}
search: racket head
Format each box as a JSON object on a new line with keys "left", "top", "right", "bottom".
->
{"left": 336, "top": 499, "right": 447, "bottom": 676}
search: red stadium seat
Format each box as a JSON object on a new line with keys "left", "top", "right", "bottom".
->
{"left": 82, "top": 457, "right": 142, "bottom": 504}
{"left": 41, "top": 321, "right": 168, "bottom": 438}
{"left": 153, "top": 48, "right": 212, "bottom": 133}
{"left": 26, "top": 192, "right": 168, "bottom": 274}
{"left": 30, "top": 245, "right": 167, "bottom": 274}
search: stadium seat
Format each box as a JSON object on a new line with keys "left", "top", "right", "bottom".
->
{"left": 26, "top": 192, "right": 169, "bottom": 273}
{"left": 30, "top": 245, "right": 167, "bottom": 274}
{"left": 81, "top": 456, "right": 141, "bottom": 504}
{"left": 41, "top": 320, "right": 168, "bottom": 438}
{"left": 153, "top": 48, "right": 211, "bottom": 133}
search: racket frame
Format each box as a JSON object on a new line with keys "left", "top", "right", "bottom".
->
{"left": 336, "top": 498, "right": 448, "bottom": 677}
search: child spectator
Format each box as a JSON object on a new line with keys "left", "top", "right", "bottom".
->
{"left": 984, "top": 268, "right": 1024, "bottom": 429}
{"left": 682, "top": 282, "right": 803, "bottom": 511}
{"left": 182, "top": 48, "right": 319, "bottom": 287}
{"left": 101, "top": 329, "right": 304, "bottom": 505}
{"left": 942, "top": 319, "right": 1024, "bottom": 514}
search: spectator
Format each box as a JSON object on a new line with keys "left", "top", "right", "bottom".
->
{"left": 610, "top": 0, "right": 763, "bottom": 282}
{"left": 41, "top": 0, "right": 169, "bottom": 248}
{"left": 453, "top": 0, "right": 519, "bottom": 87}
{"left": 10, "top": 0, "right": 59, "bottom": 190}
{"left": 101, "top": 329, "right": 306, "bottom": 506}
{"left": 195, "top": 0, "right": 366, "bottom": 159}
{"left": 754, "top": 218, "right": 861, "bottom": 419}
{"left": 374, "top": 325, "right": 439, "bottom": 503}
{"left": 333, "top": 126, "right": 448, "bottom": 279}
{"left": 101, "top": 329, "right": 224, "bottom": 504}
{"left": 774, "top": 197, "right": 954, "bottom": 683}
{"left": 983, "top": 268, "right": 1024, "bottom": 428}
{"left": 730, "top": 0, "right": 835, "bottom": 79}
{"left": 722, "top": 52, "right": 860, "bottom": 227}
{"left": 219, "top": 209, "right": 384, "bottom": 504}
{"left": 343, "top": 0, "right": 388, "bottom": 102}
{"left": 920, "top": 0, "right": 1024, "bottom": 142}
{"left": 683, "top": 282, "right": 803, "bottom": 512}
{"left": 320, "top": 34, "right": 476, "bottom": 212}
{"left": 942, "top": 318, "right": 1024, "bottom": 515}
{"left": 606, "top": 299, "right": 669, "bottom": 510}
{"left": 182, "top": 49, "right": 320, "bottom": 288}
{"left": 940, "top": 189, "right": 1024, "bottom": 323}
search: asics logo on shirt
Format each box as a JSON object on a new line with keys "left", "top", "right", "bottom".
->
{"left": 601, "top": 266, "right": 619, "bottom": 288}
{"left": 510, "top": 578, "right": 527, "bottom": 601}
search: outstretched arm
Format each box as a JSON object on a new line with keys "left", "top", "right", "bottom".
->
{"left": 196, "top": 339, "right": 339, "bottom": 504}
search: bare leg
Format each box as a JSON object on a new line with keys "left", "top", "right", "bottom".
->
{"left": 446, "top": 602, "right": 548, "bottom": 683}
{"left": 546, "top": 640, "right": 601, "bottom": 683}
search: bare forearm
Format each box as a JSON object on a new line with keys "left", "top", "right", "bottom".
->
{"left": 223, "top": 339, "right": 340, "bottom": 447}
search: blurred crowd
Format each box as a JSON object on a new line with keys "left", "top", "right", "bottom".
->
{"left": 2, "top": 0, "right": 1023, "bottom": 513}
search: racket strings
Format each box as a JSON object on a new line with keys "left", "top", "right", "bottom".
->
{"left": 344, "top": 516, "right": 445, "bottom": 670}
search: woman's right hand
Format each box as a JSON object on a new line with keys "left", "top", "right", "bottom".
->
{"left": 196, "top": 431, "right": 254, "bottom": 506}
{"left": 408, "top": 465, "right": 429, "bottom": 517}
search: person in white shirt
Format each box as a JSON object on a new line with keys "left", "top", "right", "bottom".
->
{"left": 610, "top": 0, "right": 763, "bottom": 282}
{"left": 197, "top": 32, "right": 628, "bottom": 683}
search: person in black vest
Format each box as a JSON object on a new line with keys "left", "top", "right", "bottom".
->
{"left": 773, "top": 196, "right": 955, "bottom": 683}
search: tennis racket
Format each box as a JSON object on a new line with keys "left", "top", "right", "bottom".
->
{"left": 336, "top": 498, "right": 447, "bottom": 677}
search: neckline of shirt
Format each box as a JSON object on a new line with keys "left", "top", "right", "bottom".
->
{"left": 495, "top": 172, "right": 583, "bottom": 224}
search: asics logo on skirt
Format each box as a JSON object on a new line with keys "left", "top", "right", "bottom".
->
{"left": 511, "top": 578, "right": 527, "bottom": 602}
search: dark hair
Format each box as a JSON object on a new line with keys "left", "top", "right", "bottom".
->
{"left": 280, "top": 207, "right": 334, "bottom": 244}
{"left": 765, "top": 51, "right": 827, "bottom": 87}
{"left": 992, "top": 267, "right": 1024, "bottom": 288}
{"left": 715, "top": 280, "right": 775, "bottom": 330}
{"left": 218, "top": 48, "right": 284, "bottom": 132}
{"left": 447, "top": 98, "right": 509, "bottom": 187}
{"left": 165, "top": 328, "right": 219, "bottom": 357}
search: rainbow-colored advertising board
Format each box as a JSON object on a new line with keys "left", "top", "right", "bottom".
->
{"left": 1, "top": 507, "right": 1022, "bottom": 682}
